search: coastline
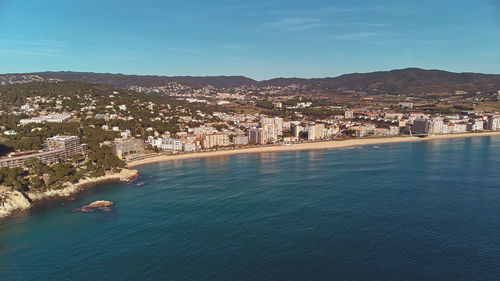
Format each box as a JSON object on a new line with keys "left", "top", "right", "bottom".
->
{"left": 0, "top": 168, "right": 138, "bottom": 219}
{"left": 128, "top": 131, "right": 500, "bottom": 168}
{"left": 2, "top": 131, "right": 500, "bottom": 220}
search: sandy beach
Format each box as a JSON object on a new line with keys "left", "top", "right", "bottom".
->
{"left": 128, "top": 131, "right": 500, "bottom": 168}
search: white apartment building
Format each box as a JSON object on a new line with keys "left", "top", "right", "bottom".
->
{"left": 429, "top": 119, "right": 444, "bottom": 135}
{"left": 488, "top": 116, "right": 500, "bottom": 131}
{"left": 148, "top": 136, "right": 183, "bottom": 151}
{"left": 20, "top": 113, "right": 71, "bottom": 125}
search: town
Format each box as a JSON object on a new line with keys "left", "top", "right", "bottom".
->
{"left": 0, "top": 80, "right": 499, "bottom": 175}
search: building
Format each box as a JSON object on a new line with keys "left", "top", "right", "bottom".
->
{"left": 0, "top": 135, "right": 88, "bottom": 168}
{"left": 384, "top": 112, "right": 404, "bottom": 120}
{"left": 467, "top": 120, "right": 484, "bottom": 132}
{"left": 450, "top": 123, "right": 467, "bottom": 134}
{"left": 348, "top": 125, "right": 374, "bottom": 138}
{"left": 233, "top": 135, "right": 249, "bottom": 146}
{"left": 409, "top": 113, "right": 429, "bottom": 121}
{"left": 192, "top": 126, "right": 216, "bottom": 136}
{"left": 487, "top": 116, "right": 500, "bottom": 131}
{"left": 183, "top": 142, "right": 197, "bottom": 152}
{"left": 44, "top": 135, "right": 87, "bottom": 158}
{"left": 149, "top": 137, "right": 183, "bottom": 152}
{"left": 0, "top": 150, "right": 65, "bottom": 168}
{"left": 120, "top": 130, "right": 131, "bottom": 139}
{"left": 428, "top": 119, "right": 444, "bottom": 135}
{"left": 260, "top": 117, "right": 283, "bottom": 140}
{"left": 248, "top": 128, "right": 266, "bottom": 145}
{"left": 373, "top": 128, "right": 391, "bottom": 136}
{"left": 412, "top": 119, "right": 430, "bottom": 135}
{"left": 106, "top": 138, "right": 145, "bottom": 159}
{"left": 273, "top": 117, "right": 283, "bottom": 136}
{"left": 372, "top": 126, "right": 399, "bottom": 136}
{"left": 307, "top": 125, "right": 316, "bottom": 141}
{"left": 201, "top": 133, "right": 230, "bottom": 149}
{"left": 20, "top": 113, "right": 71, "bottom": 125}
{"left": 263, "top": 123, "right": 277, "bottom": 143}
{"left": 399, "top": 102, "right": 413, "bottom": 109}
{"left": 344, "top": 110, "right": 354, "bottom": 119}
{"left": 290, "top": 122, "right": 302, "bottom": 138}
{"left": 282, "top": 136, "right": 298, "bottom": 143}
{"left": 325, "top": 124, "right": 340, "bottom": 138}
{"left": 315, "top": 123, "right": 325, "bottom": 139}
{"left": 388, "top": 126, "right": 400, "bottom": 135}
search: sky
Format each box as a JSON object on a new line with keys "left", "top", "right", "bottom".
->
{"left": 0, "top": 0, "right": 499, "bottom": 80}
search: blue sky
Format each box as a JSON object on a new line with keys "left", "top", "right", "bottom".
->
{"left": 0, "top": 0, "right": 499, "bottom": 80}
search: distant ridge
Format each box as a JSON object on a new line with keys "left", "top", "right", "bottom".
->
{"left": 1, "top": 68, "right": 500, "bottom": 93}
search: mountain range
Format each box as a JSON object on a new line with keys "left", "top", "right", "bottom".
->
{"left": 2, "top": 68, "right": 500, "bottom": 94}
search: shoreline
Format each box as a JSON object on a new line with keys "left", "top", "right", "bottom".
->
{"left": 2, "top": 131, "right": 499, "bottom": 221}
{"left": 128, "top": 131, "right": 500, "bottom": 168}
{"left": 0, "top": 168, "right": 138, "bottom": 219}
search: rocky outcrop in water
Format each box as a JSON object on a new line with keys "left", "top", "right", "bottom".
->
{"left": 73, "top": 200, "right": 114, "bottom": 213}
{"left": 0, "top": 169, "right": 138, "bottom": 218}
{"left": 0, "top": 188, "right": 31, "bottom": 217}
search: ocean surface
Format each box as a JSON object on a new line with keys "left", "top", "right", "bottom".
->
{"left": 1, "top": 136, "right": 500, "bottom": 280}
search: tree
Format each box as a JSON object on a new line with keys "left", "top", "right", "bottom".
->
{"left": 29, "top": 176, "right": 45, "bottom": 190}
{"left": 0, "top": 167, "right": 29, "bottom": 191}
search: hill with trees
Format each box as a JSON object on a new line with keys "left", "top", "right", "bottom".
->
{"left": 10, "top": 68, "right": 498, "bottom": 94}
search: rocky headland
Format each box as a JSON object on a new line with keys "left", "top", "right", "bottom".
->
{"left": 0, "top": 168, "right": 138, "bottom": 219}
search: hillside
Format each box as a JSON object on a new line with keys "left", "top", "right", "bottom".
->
{"left": 1, "top": 68, "right": 500, "bottom": 94}
{"left": 35, "top": 72, "right": 257, "bottom": 88}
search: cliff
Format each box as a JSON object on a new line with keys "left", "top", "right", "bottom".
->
{"left": 0, "top": 168, "right": 138, "bottom": 219}
{"left": 0, "top": 187, "right": 31, "bottom": 217}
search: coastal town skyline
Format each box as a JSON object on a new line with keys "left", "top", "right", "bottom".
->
{"left": 0, "top": 70, "right": 499, "bottom": 173}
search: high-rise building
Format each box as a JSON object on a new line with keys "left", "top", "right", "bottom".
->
{"left": 263, "top": 123, "right": 277, "bottom": 143}
{"left": 290, "top": 122, "right": 302, "bottom": 138}
{"left": 260, "top": 116, "right": 283, "bottom": 140}
{"left": 248, "top": 128, "right": 266, "bottom": 145}
{"left": 273, "top": 117, "right": 283, "bottom": 136}
{"left": 412, "top": 119, "right": 430, "bottom": 135}
{"left": 315, "top": 123, "right": 325, "bottom": 139}
{"left": 308, "top": 126, "right": 316, "bottom": 141}
{"left": 201, "top": 133, "right": 230, "bottom": 149}
{"left": 428, "top": 119, "right": 444, "bottom": 134}
{"left": 44, "top": 135, "right": 87, "bottom": 159}
{"left": 0, "top": 135, "right": 89, "bottom": 168}
{"left": 488, "top": 116, "right": 500, "bottom": 131}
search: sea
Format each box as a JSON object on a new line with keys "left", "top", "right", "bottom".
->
{"left": 1, "top": 136, "right": 500, "bottom": 280}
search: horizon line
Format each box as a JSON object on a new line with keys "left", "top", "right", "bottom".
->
{"left": 2, "top": 67, "right": 500, "bottom": 82}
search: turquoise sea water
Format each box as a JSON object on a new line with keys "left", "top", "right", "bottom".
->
{"left": 1, "top": 136, "right": 500, "bottom": 280}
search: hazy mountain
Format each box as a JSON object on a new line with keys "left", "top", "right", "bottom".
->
{"left": 1, "top": 68, "right": 500, "bottom": 94}
{"left": 34, "top": 72, "right": 258, "bottom": 89}
{"left": 258, "top": 68, "right": 500, "bottom": 93}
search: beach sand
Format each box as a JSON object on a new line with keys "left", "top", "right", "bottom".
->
{"left": 127, "top": 131, "right": 500, "bottom": 168}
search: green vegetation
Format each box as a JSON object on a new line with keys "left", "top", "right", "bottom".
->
{"left": 255, "top": 100, "right": 275, "bottom": 110}
{"left": 0, "top": 82, "right": 148, "bottom": 192}
{"left": 0, "top": 167, "right": 28, "bottom": 191}
{"left": 298, "top": 108, "right": 343, "bottom": 119}
{"left": 0, "top": 147, "right": 125, "bottom": 192}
